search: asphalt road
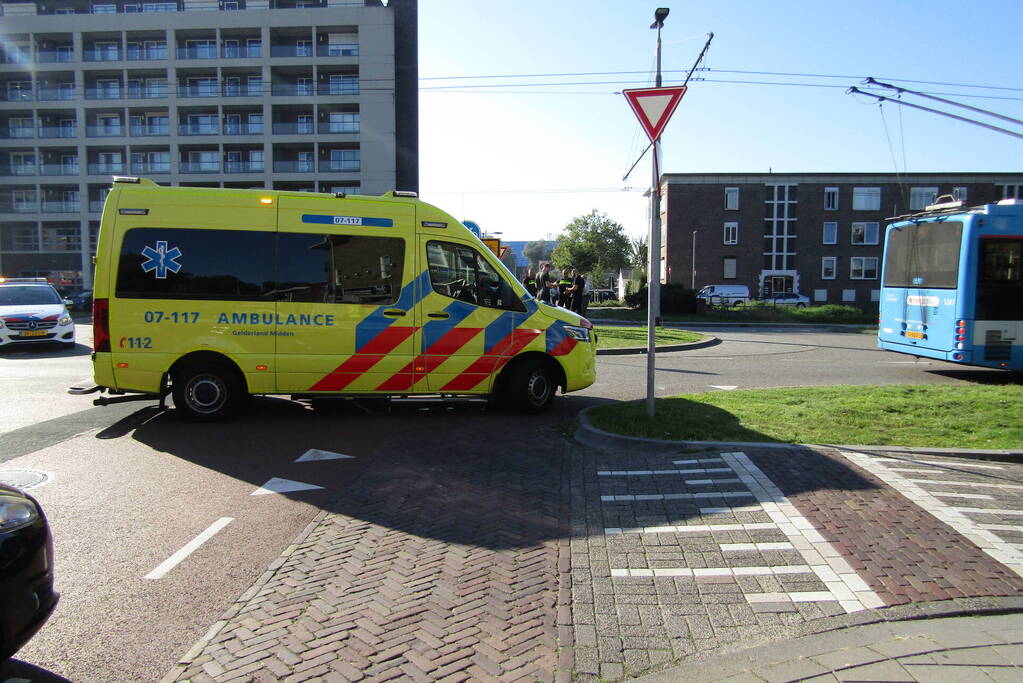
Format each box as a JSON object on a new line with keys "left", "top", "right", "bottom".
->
{"left": 0, "top": 324, "right": 1014, "bottom": 681}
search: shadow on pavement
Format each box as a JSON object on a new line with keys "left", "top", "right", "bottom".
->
{"left": 0, "top": 658, "right": 74, "bottom": 682}
{"left": 112, "top": 392, "right": 880, "bottom": 550}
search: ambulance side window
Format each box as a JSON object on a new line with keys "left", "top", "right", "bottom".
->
{"left": 426, "top": 241, "right": 525, "bottom": 312}
{"left": 116, "top": 227, "right": 275, "bottom": 300}
{"left": 276, "top": 233, "right": 405, "bottom": 305}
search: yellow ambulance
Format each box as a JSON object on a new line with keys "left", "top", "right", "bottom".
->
{"left": 79, "top": 178, "right": 596, "bottom": 420}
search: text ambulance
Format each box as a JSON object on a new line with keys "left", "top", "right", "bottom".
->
{"left": 78, "top": 178, "right": 596, "bottom": 420}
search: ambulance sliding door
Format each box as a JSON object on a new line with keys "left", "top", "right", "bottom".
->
{"left": 418, "top": 238, "right": 529, "bottom": 393}
{"left": 274, "top": 196, "right": 418, "bottom": 393}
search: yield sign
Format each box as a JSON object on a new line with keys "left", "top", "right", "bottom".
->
{"left": 623, "top": 86, "right": 687, "bottom": 143}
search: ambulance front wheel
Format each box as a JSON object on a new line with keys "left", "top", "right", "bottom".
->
{"left": 507, "top": 359, "right": 556, "bottom": 414}
{"left": 172, "top": 361, "right": 244, "bottom": 422}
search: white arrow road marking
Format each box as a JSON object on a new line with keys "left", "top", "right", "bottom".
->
{"left": 145, "top": 517, "right": 233, "bottom": 580}
{"left": 710, "top": 385, "right": 738, "bottom": 391}
{"left": 295, "top": 448, "right": 354, "bottom": 463}
{"left": 251, "top": 477, "right": 325, "bottom": 496}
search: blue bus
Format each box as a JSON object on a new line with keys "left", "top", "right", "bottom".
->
{"left": 877, "top": 199, "right": 1022, "bottom": 371}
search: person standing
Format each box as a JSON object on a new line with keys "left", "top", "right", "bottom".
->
{"left": 570, "top": 268, "right": 587, "bottom": 315}
{"left": 557, "top": 269, "right": 574, "bottom": 307}
{"left": 536, "top": 263, "right": 552, "bottom": 303}
{"left": 521, "top": 267, "right": 537, "bottom": 297}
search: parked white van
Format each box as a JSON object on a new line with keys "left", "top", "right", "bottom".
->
{"left": 696, "top": 284, "right": 749, "bottom": 306}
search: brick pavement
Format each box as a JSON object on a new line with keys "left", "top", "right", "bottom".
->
{"left": 165, "top": 427, "right": 573, "bottom": 683}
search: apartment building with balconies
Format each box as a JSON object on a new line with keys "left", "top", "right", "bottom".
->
{"left": 0, "top": 0, "right": 418, "bottom": 290}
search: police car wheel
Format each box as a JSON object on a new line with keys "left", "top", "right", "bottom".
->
{"left": 172, "top": 364, "right": 242, "bottom": 421}
{"left": 508, "top": 360, "right": 555, "bottom": 414}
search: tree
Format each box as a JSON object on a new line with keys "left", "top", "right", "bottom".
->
{"left": 551, "top": 210, "right": 631, "bottom": 286}
{"left": 630, "top": 235, "right": 648, "bottom": 277}
{"left": 500, "top": 244, "right": 519, "bottom": 274}
{"left": 522, "top": 240, "right": 554, "bottom": 268}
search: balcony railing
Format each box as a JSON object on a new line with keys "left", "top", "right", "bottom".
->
{"left": 36, "top": 50, "right": 75, "bottom": 63}
{"left": 88, "top": 163, "right": 126, "bottom": 175}
{"left": 270, "top": 45, "right": 314, "bottom": 58}
{"left": 35, "top": 88, "right": 77, "bottom": 101}
{"left": 40, "top": 164, "right": 80, "bottom": 176}
{"left": 176, "top": 47, "right": 219, "bottom": 60}
{"left": 223, "top": 123, "right": 264, "bottom": 135}
{"left": 221, "top": 84, "right": 262, "bottom": 97}
{"left": 3, "top": 127, "right": 35, "bottom": 139}
{"left": 130, "top": 162, "right": 171, "bottom": 174}
{"left": 318, "top": 81, "right": 360, "bottom": 96}
{"left": 39, "top": 126, "right": 78, "bottom": 138}
{"left": 85, "top": 87, "right": 123, "bottom": 100}
{"left": 271, "top": 84, "right": 316, "bottom": 97}
{"left": 272, "top": 122, "right": 315, "bottom": 135}
{"left": 177, "top": 85, "right": 220, "bottom": 98}
{"left": 273, "top": 161, "right": 315, "bottom": 173}
{"left": 2, "top": 89, "right": 35, "bottom": 102}
{"left": 316, "top": 44, "right": 359, "bottom": 57}
{"left": 128, "top": 124, "right": 170, "bottom": 137}
{"left": 179, "top": 161, "right": 221, "bottom": 173}
{"left": 83, "top": 48, "right": 122, "bottom": 62}
{"left": 319, "top": 160, "right": 360, "bottom": 173}
{"left": 42, "top": 201, "right": 81, "bottom": 213}
{"left": 0, "top": 202, "right": 39, "bottom": 213}
{"left": 1, "top": 165, "right": 38, "bottom": 176}
{"left": 179, "top": 123, "right": 220, "bottom": 135}
{"left": 87, "top": 125, "right": 124, "bottom": 137}
{"left": 89, "top": 200, "right": 106, "bottom": 213}
{"left": 127, "top": 86, "right": 169, "bottom": 99}
{"left": 222, "top": 46, "right": 262, "bottom": 58}
{"left": 318, "top": 121, "right": 359, "bottom": 134}
{"left": 223, "top": 161, "right": 265, "bottom": 173}
{"left": 126, "top": 47, "right": 168, "bottom": 61}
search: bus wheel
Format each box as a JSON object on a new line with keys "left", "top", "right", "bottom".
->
{"left": 172, "top": 362, "right": 242, "bottom": 422}
{"left": 507, "top": 359, "right": 556, "bottom": 414}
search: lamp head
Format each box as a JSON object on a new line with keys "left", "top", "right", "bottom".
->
{"left": 651, "top": 7, "right": 669, "bottom": 28}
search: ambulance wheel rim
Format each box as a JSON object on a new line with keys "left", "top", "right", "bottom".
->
{"left": 186, "top": 375, "right": 226, "bottom": 413}
{"left": 526, "top": 371, "right": 551, "bottom": 406}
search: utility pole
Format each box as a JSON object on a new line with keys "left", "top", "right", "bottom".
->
{"left": 646, "top": 7, "right": 669, "bottom": 418}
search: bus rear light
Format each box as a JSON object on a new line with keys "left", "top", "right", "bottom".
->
{"left": 956, "top": 319, "right": 966, "bottom": 327}
{"left": 955, "top": 342, "right": 965, "bottom": 350}
{"left": 93, "top": 297, "right": 110, "bottom": 352}
{"left": 953, "top": 353, "right": 964, "bottom": 361}
{"left": 956, "top": 335, "right": 966, "bottom": 342}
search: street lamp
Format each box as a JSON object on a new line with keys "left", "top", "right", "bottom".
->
{"left": 691, "top": 230, "right": 697, "bottom": 289}
{"left": 645, "top": 7, "right": 669, "bottom": 418}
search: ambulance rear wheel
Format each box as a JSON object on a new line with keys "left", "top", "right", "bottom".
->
{"left": 507, "top": 359, "right": 556, "bottom": 414}
{"left": 172, "top": 362, "right": 243, "bottom": 422}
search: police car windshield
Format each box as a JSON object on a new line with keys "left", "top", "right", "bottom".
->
{"left": 0, "top": 285, "right": 62, "bottom": 306}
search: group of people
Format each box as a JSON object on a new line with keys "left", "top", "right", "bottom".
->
{"left": 521, "top": 263, "right": 588, "bottom": 315}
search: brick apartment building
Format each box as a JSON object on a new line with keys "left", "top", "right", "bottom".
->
{"left": 0, "top": 0, "right": 417, "bottom": 290}
{"left": 661, "top": 172, "right": 1023, "bottom": 306}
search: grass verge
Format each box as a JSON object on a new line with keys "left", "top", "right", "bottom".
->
{"left": 587, "top": 303, "right": 877, "bottom": 326}
{"left": 595, "top": 326, "right": 703, "bottom": 349}
{"left": 586, "top": 385, "right": 1023, "bottom": 449}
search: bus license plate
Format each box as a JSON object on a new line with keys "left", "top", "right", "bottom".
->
{"left": 905, "top": 331, "right": 925, "bottom": 339}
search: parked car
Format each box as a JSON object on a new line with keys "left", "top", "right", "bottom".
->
{"left": 1, "top": 482, "right": 58, "bottom": 660}
{"left": 763, "top": 292, "right": 811, "bottom": 308}
{"left": 0, "top": 278, "right": 77, "bottom": 349}
{"left": 696, "top": 284, "right": 750, "bottom": 306}
{"left": 69, "top": 289, "right": 92, "bottom": 312}
{"left": 588, "top": 288, "right": 618, "bottom": 304}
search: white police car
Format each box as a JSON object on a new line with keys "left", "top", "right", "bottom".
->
{"left": 0, "top": 278, "right": 77, "bottom": 349}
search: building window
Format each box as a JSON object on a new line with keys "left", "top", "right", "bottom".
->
{"left": 850, "top": 257, "right": 879, "bottom": 280}
{"left": 952, "top": 186, "right": 968, "bottom": 202}
{"left": 824, "top": 187, "right": 838, "bottom": 210}
{"left": 909, "top": 187, "right": 938, "bottom": 210}
{"left": 852, "top": 186, "right": 881, "bottom": 210}
{"left": 723, "top": 222, "right": 738, "bottom": 245}
{"left": 822, "top": 222, "right": 837, "bottom": 245}
{"left": 723, "top": 257, "right": 737, "bottom": 280}
{"left": 996, "top": 184, "right": 1021, "bottom": 200}
{"left": 724, "top": 187, "right": 739, "bottom": 210}
{"left": 851, "top": 222, "right": 879, "bottom": 245}
{"left": 843, "top": 289, "right": 856, "bottom": 302}
{"left": 821, "top": 257, "right": 837, "bottom": 280}
{"left": 814, "top": 289, "right": 827, "bottom": 303}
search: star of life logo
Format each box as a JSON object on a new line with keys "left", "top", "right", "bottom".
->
{"left": 141, "top": 240, "right": 183, "bottom": 279}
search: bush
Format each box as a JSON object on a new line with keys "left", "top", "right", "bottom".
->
{"left": 625, "top": 284, "right": 698, "bottom": 314}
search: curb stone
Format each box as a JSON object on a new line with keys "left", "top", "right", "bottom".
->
{"left": 596, "top": 336, "right": 720, "bottom": 356}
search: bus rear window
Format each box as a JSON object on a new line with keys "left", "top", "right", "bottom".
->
{"left": 883, "top": 221, "right": 963, "bottom": 289}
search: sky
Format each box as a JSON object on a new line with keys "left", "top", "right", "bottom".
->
{"left": 415, "top": 0, "right": 1023, "bottom": 243}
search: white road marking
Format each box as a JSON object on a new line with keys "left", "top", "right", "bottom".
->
{"left": 597, "top": 467, "right": 733, "bottom": 476}
{"left": 841, "top": 452, "right": 1023, "bottom": 578}
{"left": 700, "top": 505, "right": 763, "bottom": 514}
{"left": 605, "top": 522, "right": 778, "bottom": 535}
{"left": 873, "top": 457, "right": 1005, "bottom": 470}
{"left": 601, "top": 491, "right": 754, "bottom": 502}
{"left": 251, "top": 477, "right": 325, "bottom": 496}
{"left": 295, "top": 448, "right": 354, "bottom": 462}
{"left": 907, "top": 479, "right": 1023, "bottom": 491}
{"left": 673, "top": 458, "right": 726, "bottom": 465}
{"left": 930, "top": 491, "right": 995, "bottom": 500}
{"left": 978, "top": 524, "right": 1023, "bottom": 532}
{"left": 144, "top": 517, "right": 233, "bottom": 580}
{"left": 710, "top": 385, "right": 738, "bottom": 391}
{"left": 720, "top": 542, "right": 794, "bottom": 551}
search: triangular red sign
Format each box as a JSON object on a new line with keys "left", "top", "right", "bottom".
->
{"left": 623, "top": 86, "right": 687, "bottom": 143}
